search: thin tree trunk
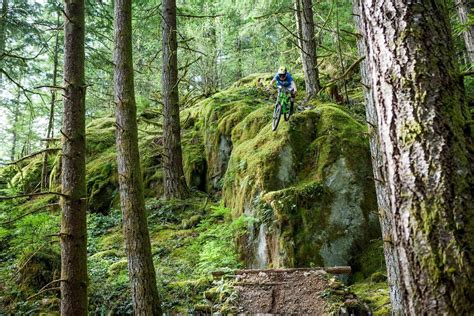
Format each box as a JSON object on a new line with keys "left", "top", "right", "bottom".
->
{"left": 352, "top": 0, "right": 403, "bottom": 313}
{"left": 0, "top": 0, "right": 7, "bottom": 83}
{"left": 335, "top": 2, "right": 348, "bottom": 103}
{"left": 113, "top": 0, "right": 162, "bottom": 314}
{"left": 295, "top": 0, "right": 320, "bottom": 97}
{"left": 21, "top": 107, "right": 34, "bottom": 157}
{"left": 10, "top": 87, "right": 20, "bottom": 161}
{"left": 294, "top": 0, "right": 304, "bottom": 69}
{"left": 162, "top": 0, "right": 189, "bottom": 199}
{"left": 60, "top": 0, "right": 88, "bottom": 314}
{"left": 456, "top": 0, "right": 474, "bottom": 64}
{"left": 41, "top": 11, "right": 60, "bottom": 191}
{"left": 361, "top": 0, "right": 474, "bottom": 314}
{"left": 236, "top": 18, "right": 242, "bottom": 80}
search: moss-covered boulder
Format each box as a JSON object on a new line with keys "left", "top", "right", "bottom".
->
{"left": 180, "top": 74, "right": 281, "bottom": 194}
{"left": 221, "top": 99, "right": 379, "bottom": 269}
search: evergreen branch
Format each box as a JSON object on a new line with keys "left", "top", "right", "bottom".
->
{"left": 177, "top": 13, "right": 223, "bottom": 18}
{"left": 0, "top": 69, "right": 38, "bottom": 96}
{"left": 253, "top": 7, "right": 293, "bottom": 19}
{"left": 321, "top": 56, "right": 365, "bottom": 89}
{"left": 34, "top": 85, "right": 65, "bottom": 90}
{"left": 461, "top": 70, "right": 474, "bottom": 77}
{"left": 5, "top": 148, "right": 61, "bottom": 165}
{"left": 26, "top": 287, "right": 61, "bottom": 300}
{"left": 1, "top": 203, "right": 59, "bottom": 226}
{"left": 177, "top": 45, "right": 207, "bottom": 56}
{"left": 178, "top": 57, "right": 202, "bottom": 71}
{"left": 140, "top": 118, "right": 163, "bottom": 127}
{"left": 0, "top": 192, "right": 68, "bottom": 201}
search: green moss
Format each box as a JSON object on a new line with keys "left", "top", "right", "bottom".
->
{"left": 17, "top": 248, "right": 61, "bottom": 293}
{"left": 350, "top": 281, "right": 391, "bottom": 315}
{"left": 182, "top": 130, "right": 207, "bottom": 191}
{"left": 86, "top": 117, "right": 116, "bottom": 157}
{"left": 107, "top": 259, "right": 128, "bottom": 277}
{"left": 401, "top": 120, "right": 423, "bottom": 146}
{"left": 10, "top": 156, "right": 43, "bottom": 192}
{"left": 221, "top": 100, "right": 378, "bottom": 268}
{"left": 89, "top": 249, "right": 124, "bottom": 260}
{"left": 231, "top": 105, "right": 274, "bottom": 143}
{"left": 100, "top": 228, "right": 124, "bottom": 250}
{"left": 86, "top": 150, "right": 118, "bottom": 214}
{"left": 351, "top": 239, "right": 386, "bottom": 281}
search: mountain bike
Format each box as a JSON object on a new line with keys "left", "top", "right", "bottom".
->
{"left": 272, "top": 86, "right": 293, "bottom": 131}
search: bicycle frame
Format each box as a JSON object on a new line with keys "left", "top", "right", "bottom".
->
{"left": 277, "top": 87, "right": 290, "bottom": 114}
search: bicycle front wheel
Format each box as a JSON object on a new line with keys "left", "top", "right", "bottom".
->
{"left": 272, "top": 102, "right": 282, "bottom": 131}
{"left": 284, "top": 104, "right": 291, "bottom": 121}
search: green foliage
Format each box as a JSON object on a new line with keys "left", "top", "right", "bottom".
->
{"left": 350, "top": 281, "right": 391, "bottom": 315}
{"left": 351, "top": 239, "right": 386, "bottom": 282}
{"left": 193, "top": 204, "right": 247, "bottom": 274}
{"left": 85, "top": 195, "right": 245, "bottom": 313}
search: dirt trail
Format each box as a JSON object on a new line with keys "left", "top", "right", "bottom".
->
{"left": 233, "top": 267, "right": 351, "bottom": 314}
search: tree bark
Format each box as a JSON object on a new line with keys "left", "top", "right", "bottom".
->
{"left": 295, "top": 0, "right": 320, "bottom": 97}
{"left": 335, "top": 3, "right": 348, "bottom": 103}
{"left": 361, "top": 0, "right": 474, "bottom": 314}
{"left": 236, "top": 20, "right": 242, "bottom": 80}
{"left": 41, "top": 11, "right": 60, "bottom": 191}
{"left": 10, "top": 87, "right": 19, "bottom": 161}
{"left": 352, "top": 1, "right": 403, "bottom": 313}
{"left": 60, "top": 0, "right": 88, "bottom": 314}
{"left": 162, "top": 0, "right": 189, "bottom": 199}
{"left": 294, "top": 0, "right": 304, "bottom": 68}
{"left": 456, "top": 0, "right": 474, "bottom": 64}
{"left": 113, "top": 0, "right": 162, "bottom": 314}
{"left": 0, "top": 0, "right": 7, "bottom": 83}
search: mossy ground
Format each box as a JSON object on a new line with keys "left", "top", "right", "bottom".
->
{"left": 0, "top": 74, "right": 388, "bottom": 314}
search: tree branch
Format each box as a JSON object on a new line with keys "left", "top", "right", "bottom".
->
{"left": 177, "top": 13, "right": 223, "bottom": 18}
{"left": 0, "top": 192, "right": 68, "bottom": 201}
{"left": 321, "top": 56, "right": 365, "bottom": 89}
{"left": 1, "top": 203, "right": 60, "bottom": 226}
{"left": 5, "top": 148, "right": 61, "bottom": 165}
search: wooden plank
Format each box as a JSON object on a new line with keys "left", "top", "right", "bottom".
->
{"left": 233, "top": 266, "right": 352, "bottom": 275}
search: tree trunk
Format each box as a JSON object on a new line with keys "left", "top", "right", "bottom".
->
{"left": 361, "top": 0, "right": 474, "bottom": 314}
{"left": 0, "top": 0, "right": 7, "bottom": 83}
{"left": 335, "top": 3, "right": 348, "bottom": 103}
{"left": 10, "top": 87, "right": 19, "bottom": 161}
{"left": 41, "top": 11, "right": 60, "bottom": 191}
{"left": 352, "top": 0, "right": 403, "bottom": 313}
{"left": 456, "top": 0, "right": 474, "bottom": 64}
{"left": 113, "top": 0, "right": 162, "bottom": 314}
{"left": 236, "top": 20, "right": 242, "bottom": 80}
{"left": 162, "top": 0, "right": 189, "bottom": 199}
{"left": 295, "top": 0, "right": 320, "bottom": 97}
{"left": 294, "top": 0, "right": 304, "bottom": 68}
{"left": 60, "top": 0, "right": 88, "bottom": 314}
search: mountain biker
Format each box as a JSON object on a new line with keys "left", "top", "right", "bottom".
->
{"left": 269, "top": 66, "right": 297, "bottom": 112}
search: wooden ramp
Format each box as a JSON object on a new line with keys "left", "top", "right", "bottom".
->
{"left": 226, "top": 267, "right": 352, "bottom": 314}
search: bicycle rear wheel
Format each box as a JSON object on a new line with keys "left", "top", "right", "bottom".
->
{"left": 272, "top": 102, "right": 282, "bottom": 131}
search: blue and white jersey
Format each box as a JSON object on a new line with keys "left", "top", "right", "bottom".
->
{"left": 274, "top": 72, "right": 294, "bottom": 88}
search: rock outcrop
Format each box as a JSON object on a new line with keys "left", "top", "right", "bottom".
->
{"left": 181, "top": 74, "right": 380, "bottom": 272}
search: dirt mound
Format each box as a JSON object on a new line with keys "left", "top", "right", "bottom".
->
{"left": 234, "top": 269, "right": 333, "bottom": 314}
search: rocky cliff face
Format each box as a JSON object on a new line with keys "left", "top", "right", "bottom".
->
{"left": 181, "top": 74, "right": 380, "bottom": 271}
